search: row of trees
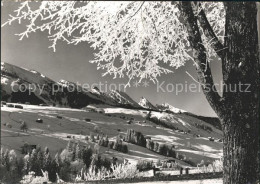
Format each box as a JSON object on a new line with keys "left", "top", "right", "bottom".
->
{"left": 125, "top": 129, "right": 176, "bottom": 158}
{"left": 125, "top": 129, "right": 146, "bottom": 147}
{"left": 87, "top": 133, "right": 128, "bottom": 154}
{"left": 108, "top": 136, "right": 128, "bottom": 153}
{"left": 0, "top": 141, "right": 112, "bottom": 183}
{"left": 146, "top": 139, "right": 177, "bottom": 158}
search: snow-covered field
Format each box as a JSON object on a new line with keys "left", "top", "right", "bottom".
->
{"left": 1, "top": 103, "right": 223, "bottom": 166}
{"left": 126, "top": 178, "right": 222, "bottom": 184}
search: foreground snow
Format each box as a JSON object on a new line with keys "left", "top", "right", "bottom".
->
{"left": 125, "top": 178, "right": 222, "bottom": 184}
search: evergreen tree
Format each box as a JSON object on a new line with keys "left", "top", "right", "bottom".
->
{"left": 36, "top": 150, "right": 44, "bottom": 175}
{"left": 29, "top": 149, "right": 38, "bottom": 173}
{"left": 49, "top": 159, "right": 58, "bottom": 182}
{"left": 17, "top": 157, "right": 24, "bottom": 179}
{"left": 146, "top": 139, "right": 152, "bottom": 150}
{"left": 43, "top": 153, "right": 52, "bottom": 173}
{"left": 44, "top": 147, "right": 49, "bottom": 156}
{"left": 66, "top": 141, "right": 72, "bottom": 152}
{"left": 23, "top": 154, "right": 30, "bottom": 174}
{"left": 158, "top": 144, "right": 168, "bottom": 156}
{"left": 82, "top": 147, "right": 93, "bottom": 168}
{"left": 3, "top": 149, "right": 10, "bottom": 171}
{"left": 104, "top": 135, "right": 109, "bottom": 147}
{"left": 154, "top": 142, "right": 159, "bottom": 152}
{"left": 150, "top": 141, "right": 154, "bottom": 151}
{"left": 90, "top": 133, "right": 95, "bottom": 142}
{"left": 71, "top": 142, "right": 76, "bottom": 161}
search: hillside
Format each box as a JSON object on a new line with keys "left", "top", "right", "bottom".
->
{"left": 1, "top": 61, "right": 223, "bottom": 168}
{"left": 1, "top": 103, "right": 223, "bottom": 167}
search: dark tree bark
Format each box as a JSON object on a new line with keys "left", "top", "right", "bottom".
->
{"left": 222, "top": 3, "right": 259, "bottom": 184}
{"left": 179, "top": 2, "right": 259, "bottom": 184}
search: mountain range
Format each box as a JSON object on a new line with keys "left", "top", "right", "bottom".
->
{"left": 1, "top": 61, "right": 221, "bottom": 129}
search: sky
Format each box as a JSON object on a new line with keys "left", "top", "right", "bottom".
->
{"left": 1, "top": 1, "right": 227, "bottom": 117}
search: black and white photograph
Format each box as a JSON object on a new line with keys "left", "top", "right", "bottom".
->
{"left": 1, "top": 1, "right": 259, "bottom": 184}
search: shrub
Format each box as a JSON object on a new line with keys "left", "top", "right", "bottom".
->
{"left": 168, "top": 149, "right": 176, "bottom": 158}
{"left": 94, "top": 126, "right": 100, "bottom": 133}
{"left": 20, "top": 171, "right": 49, "bottom": 184}
{"left": 121, "top": 145, "right": 128, "bottom": 153}
{"left": 75, "top": 160, "right": 138, "bottom": 182}
{"left": 176, "top": 153, "right": 186, "bottom": 160}
{"left": 6, "top": 123, "right": 12, "bottom": 128}
{"left": 197, "top": 158, "right": 223, "bottom": 173}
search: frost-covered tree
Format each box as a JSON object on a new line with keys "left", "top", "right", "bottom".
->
{"left": 75, "top": 143, "right": 81, "bottom": 161}
{"left": 3, "top": 1, "right": 260, "bottom": 183}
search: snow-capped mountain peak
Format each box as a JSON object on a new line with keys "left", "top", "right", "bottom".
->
{"left": 58, "top": 79, "right": 76, "bottom": 88}
{"left": 138, "top": 97, "right": 157, "bottom": 110}
{"left": 157, "top": 102, "right": 187, "bottom": 113}
{"left": 108, "top": 90, "right": 141, "bottom": 108}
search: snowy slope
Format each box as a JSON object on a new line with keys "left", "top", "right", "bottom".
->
{"left": 2, "top": 103, "right": 223, "bottom": 166}
{"left": 108, "top": 90, "right": 141, "bottom": 108}
{"left": 1, "top": 62, "right": 55, "bottom": 104}
{"left": 1, "top": 62, "right": 141, "bottom": 109}
{"left": 1, "top": 62, "right": 104, "bottom": 106}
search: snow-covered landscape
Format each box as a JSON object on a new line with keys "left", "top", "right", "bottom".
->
{"left": 1, "top": 62, "right": 223, "bottom": 183}
{"left": 3, "top": 1, "right": 258, "bottom": 184}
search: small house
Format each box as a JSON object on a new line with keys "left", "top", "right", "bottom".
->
{"left": 57, "top": 115, "right": 62, "bottom": 119}
{"left": 14, "top": 105, "right": 23, "bottom": 109}
{"left": 1, "top": 101, "right": 7, "bottom": 105}
{"left": 6, "top": 104, "right": 14, "bottom": 107}
{"left": 36, "top": 118, "right": 43, "bottom": 123}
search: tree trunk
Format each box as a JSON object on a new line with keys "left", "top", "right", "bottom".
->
{"left": 221, "top": 108, "right": 259, "bottom": 184}
{"left": 221, "top": 2, "right": 259, "bottom": 184}
{"left": 179, "top": 2, "right": 259, "bottom": 184}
